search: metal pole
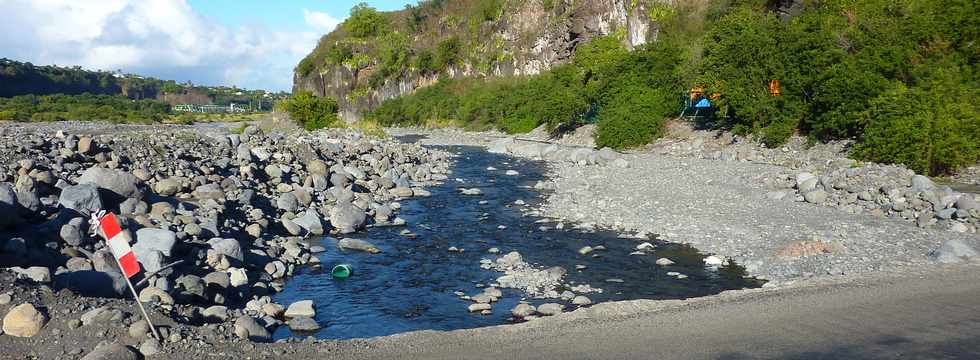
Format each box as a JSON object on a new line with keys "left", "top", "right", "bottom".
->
{"left": 114, "top": 254, "right": 162, "bottom": 341}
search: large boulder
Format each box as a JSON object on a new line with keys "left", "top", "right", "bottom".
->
{"left": 956, "top": 195, "right": 978, "bottom": 211}
{"left": 2, "top": 303, "right": 47, "bottom": 337}
{"left": 233, "top": 316, "right": 270, "bottom": 342}
{"left": 337, "top": 238, "right": 380, "bottom": 253}
{"left": 208, "top": 238, "right": 244, "bottom": 264}
{"left": 287, "top": 317, "right": 321, "bottom": 332}
{"left": 134, "top": 228, "right": 177, "bottom": 257}
{"left": 284, "top": 300, "right": 316, "bottom": 318}
{"left": 54, "top": 270, "right": 127, "bottom": 297}
{"left": 58, "top": 183, "right": 103, "bottom": 217}
{"left": 796, "top": 172, "right": 819, "bottom": 193}
{"left": 10, "top": 266, "right": 51, "bottom": 283}
{"left": 60, "top": 218, "right": 87, "bottom": 246}
{"left": 80, "top": 342, "right": 140, "bottom": 360}
{"left": 14, "top": 176, "right": 40, "bottom": 212}
{"left": 511, "top": 303, "right": 536, "bottom": 318}
{"left": 154, "top": 178, "right": 181, "bottom": 196}
{"left": 193, "top": 183, "right": 226, "bottom": 201}
{"left": 78, "top": 167, "right": 143, "bottom": 200}
{"left": 330, "top": 201, "right": 366, "bottom": 234}
{"left": 911, "top": 175, "right": 936, "bottom": 193}
{"left": 293, "top": 209, "right": 325, "bottom": 235}
{"left": 135, "top": 249, "right": 165, "bottom": 273}
{"left": 175, "top": 275, "right": 206, "bottom": 299}
{"left": 537, "top": 303, "right": 565, "bottom": 316}
{"left": 276, "top": 192, "right": 299, "bottom": 212}
{"left": 307, "top": 160, "right": 328, "bottom": 176}
{"left": 0, "top": 182, "right": 20, "bottom": 229}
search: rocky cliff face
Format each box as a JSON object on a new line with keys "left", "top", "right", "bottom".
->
{"left": 294, "top": 0, "right": 664, "bottom": 122}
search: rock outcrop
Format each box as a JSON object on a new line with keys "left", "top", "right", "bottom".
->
{"left": 294, "top": 0, "right": 660, "bottom": 122}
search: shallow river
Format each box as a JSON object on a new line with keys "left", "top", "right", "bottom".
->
{"left": 273, "top": 141, "right": 762, "bottom": 340}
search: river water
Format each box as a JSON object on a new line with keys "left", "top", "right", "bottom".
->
{"left": 273, "top": 141, "right": 762, "bottom": 340}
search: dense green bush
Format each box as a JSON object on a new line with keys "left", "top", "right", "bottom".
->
{"left": 435, "top": 37, "right": 462, "bottom": 71}
{"left": 371, "top": 33, "right": 412, "bottom": 86}
{"left": 594, "top": 86, "right": 673, "bottom": 149}
{"left": 853, "top": 75, "right": 979, "bottom": 175}
{"left": 279, "top": 91, "right": 340, "bottom": 131}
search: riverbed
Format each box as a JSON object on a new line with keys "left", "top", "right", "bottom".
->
{"left": 273, "top": 141, "right": 762, "bottom": 340}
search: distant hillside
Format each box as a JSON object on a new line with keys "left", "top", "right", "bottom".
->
{"left": 0, "top": 58, "right": 286, "bottom": 109}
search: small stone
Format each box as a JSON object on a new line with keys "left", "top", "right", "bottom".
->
{"left": 139, "top": 338, "right": 160, "bottom": 357}
{"left": 229, "top": 267, "right": 249, "bottom": 287}
{"left": 138, "top": 287, "right": 174, "bottom": 305}
{"left": 636, "top": 242, "right": 655, "bottom": 251}
{"left": 703, "top": 255, "right": 724, "bottom": 266}
{"left": 202, "top": 305, "right": 230, "bottom": 322}
{"left": 337, "top": 238, "right": 380, "bottom": 253}
{"left": 128, "top": 320, "right": 149, "bottom": 339}
{"left": 804, "top": 190, "right": 828, "bottom": 204}
{"left": 536, "top": 303, "right": 564, "bottom": 316}
{"left": 572, "top": 296, "right": 592, "bottom": 306}
{"left": 930, "top": 239, "right": 978, "bottom": 263}
{"left": 468, "top": 303, "right": 492, "bottom": 312}
{"left": 390, "top": 187, "right": 414, "bottom": 197}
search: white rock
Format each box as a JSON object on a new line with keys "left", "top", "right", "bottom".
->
{"left": 704, "top": 255, "right": 724, "bottom": 266}
{"left": 284, "top": 300, "right": 315, "bottom": 318}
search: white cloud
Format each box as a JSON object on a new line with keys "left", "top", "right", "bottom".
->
{"left": 0, "top": 0, "right": 335, "bottom": 91}
{"left": 304, "top": 9, "right": 341, "bottom": 33}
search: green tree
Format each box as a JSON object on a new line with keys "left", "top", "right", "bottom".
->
{"left": 853, "top": 76, "right": 979, "bottom": 175}
{"left": 345, "top": 3, "right": 387, "bottom": 38}
{"left": 281, "top": 91, "right": 340, "bottom": 131}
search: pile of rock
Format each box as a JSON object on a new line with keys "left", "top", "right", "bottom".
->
{"left": 479, "top": 251, "right": 601, "bottom": 301}
{"left": 0, "top": 122, "right": 451, "bottom": 341}
{"left": 488, "top": 137, "right": 629, "bottom": 168}
{"left": 767, "top": 168, "right": 979, "bottom": 234}
{"left": 644, "top": 125, "right": 979, "bottom": 234}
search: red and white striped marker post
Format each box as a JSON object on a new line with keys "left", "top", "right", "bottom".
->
{"left": 96, "top": 212, "right": 161, "bottom": 340}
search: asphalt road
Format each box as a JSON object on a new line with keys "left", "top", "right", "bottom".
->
{"left": 301, "top": 266, "right": 980, "bottom": 360}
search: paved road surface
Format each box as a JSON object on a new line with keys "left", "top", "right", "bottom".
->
{"left": 308, "top": 266, "right": 980, "bottom": 360}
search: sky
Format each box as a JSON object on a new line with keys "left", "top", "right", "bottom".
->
{"left": 0, "top": 0, "right": 416, "bottom": 92}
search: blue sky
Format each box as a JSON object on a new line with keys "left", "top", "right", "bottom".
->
{"left": 0, "top": 0, "right": 416, "bottom": 92}
{"left": 190, "top": 1, "right": 412, "bottom": 32}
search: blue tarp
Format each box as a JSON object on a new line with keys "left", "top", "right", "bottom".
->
{"left": 695, "top": 98, "right": 712, "bottom": 108}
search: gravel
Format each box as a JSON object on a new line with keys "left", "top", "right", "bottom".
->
{"left": 393, "top": 127, "right": 980, "bottom": 283}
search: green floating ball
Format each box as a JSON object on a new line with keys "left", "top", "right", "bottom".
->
{"left": 331, "top": 264, "right": 352, "bottom": 279}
